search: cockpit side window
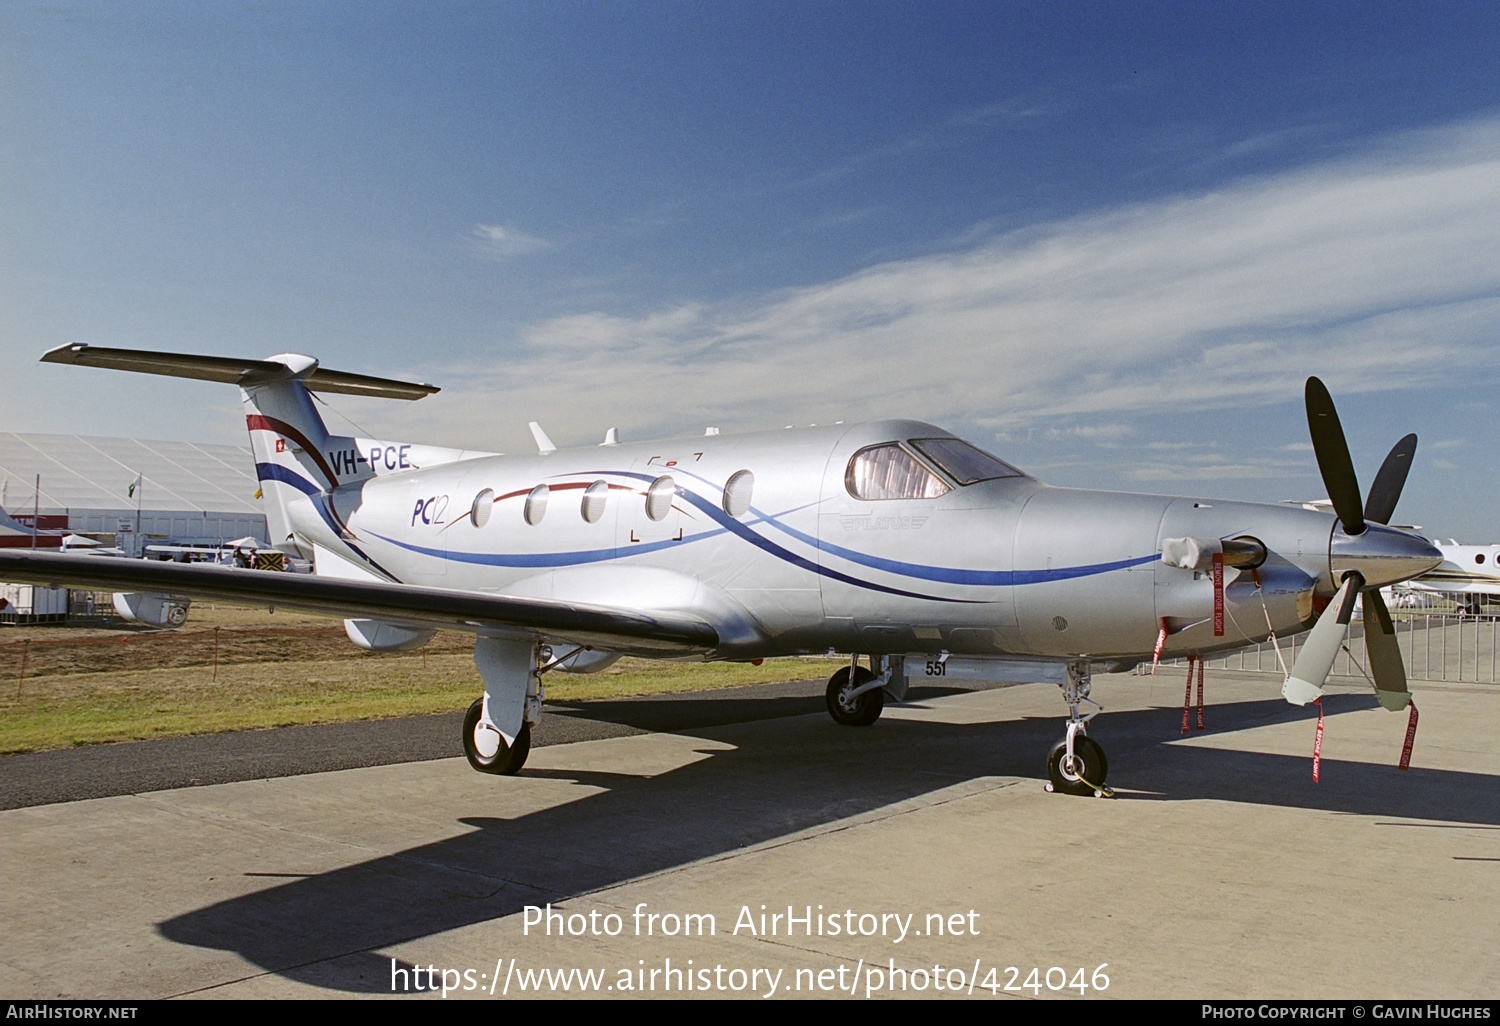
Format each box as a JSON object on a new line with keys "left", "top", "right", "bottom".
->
{"left": 846, "top": 444, "right": 951, "bottom": 500}
{"left": 908, "top": 437, "right": 1024, "bottom": 485}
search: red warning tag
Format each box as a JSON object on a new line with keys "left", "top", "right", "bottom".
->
{"left": 1212, "top": 552, "right": 1225, "bottom": 637}
{"left": 1399, "top": 701, "right": 1419, "bottom": 771}
{"left": 1181, "top": 655, "right": 1195, "bottom": 734}
{"left": 1196, "top": 656, "right": 1205, "bottom": 731}
{"left": 1312, "top": 697, "right": 1325, "bottom": 783}
{"left": 1152, "top": 618, "right": 1168, "bottom": 675}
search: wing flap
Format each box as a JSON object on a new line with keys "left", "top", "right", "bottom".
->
{"left": 0, "top": 551, "right": 717, "bottom": 655}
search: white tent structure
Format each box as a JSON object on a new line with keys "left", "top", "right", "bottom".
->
{"left": 0, "top": 433, "right": 266, "bottom": 558}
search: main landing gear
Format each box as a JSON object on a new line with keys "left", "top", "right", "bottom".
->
{"left": 462, "top": 638, "right": 558, "bottom": 776}
{"left": 1046, "top": 659, "right": 1112, "bottom": 797}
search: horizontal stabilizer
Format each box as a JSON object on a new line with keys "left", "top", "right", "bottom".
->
{"left": 41, "top": 344, "right": 439, "bottom": 401}
{"left": 0, "top": 550, "right": 717, "bottom": 655}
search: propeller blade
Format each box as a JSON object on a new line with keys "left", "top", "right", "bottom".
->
{"left": 1363, "top": 589, "right": 1412, "bottom": 711}
{"left": 1305, "top": 377, "right": 1366, "bottom": 536}
{"left": 1283, "top": 574, "right": 1361, "bottom": 705}
{"left": 1364, "top": 433, "right": 1417, "bottom": 526}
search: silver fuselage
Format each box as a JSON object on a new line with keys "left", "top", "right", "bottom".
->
{"left": 282, "top": 419, "right": 1362, "bottom": 665}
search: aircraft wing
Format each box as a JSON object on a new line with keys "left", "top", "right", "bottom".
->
{"left": 0, "top": 550, "right": 718, "bottom": 655}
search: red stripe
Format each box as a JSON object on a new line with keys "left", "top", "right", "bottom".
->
{"left": 245, "top": 414, "right": 337, "bottom": 489}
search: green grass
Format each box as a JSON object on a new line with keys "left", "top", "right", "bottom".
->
{"left": 0, "top": 650, "right": 845, "bottom": 754}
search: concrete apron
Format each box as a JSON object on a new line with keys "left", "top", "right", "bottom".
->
{"left": 2, "top": 670, "right": 1496, "bottom": 1000}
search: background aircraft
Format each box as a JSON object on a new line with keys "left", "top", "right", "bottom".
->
{"left": 1402, "top": 540, "right": 1500, "bottom": 613}
{"left": 0, "top": 344, "right": 1443, "bottom": 796}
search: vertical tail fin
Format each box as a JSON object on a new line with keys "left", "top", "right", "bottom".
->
{"left": 241, "top": 356, "right": 336, "bottom": 556}
{"left": 39, "top": 343, "right": 442, "bottom": 557}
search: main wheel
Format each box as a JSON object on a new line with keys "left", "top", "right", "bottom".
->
{"left": 1046, "top": 735, "right": 1107, "bottom": 796}
{"left": 826, "top": 666, "right": 884, "bottom": 726}
{"left": 462, "top": 699, "right": 531, "bottom": 775}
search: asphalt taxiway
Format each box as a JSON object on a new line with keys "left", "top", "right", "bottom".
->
{"left": 2, "top": 670, "right": 1496, "bottom": 1000}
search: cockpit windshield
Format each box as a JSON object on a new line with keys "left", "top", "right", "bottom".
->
{"left": 907, "top": 438, "right": 1025, "bottom": 485}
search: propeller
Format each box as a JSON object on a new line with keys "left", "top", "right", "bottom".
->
{"left": 1304, "top": 377, "right": 1366, "bottom": 536}
{"left": 1282, "top": 380, "right": 1432, "bottom": 711}
{"left": 1364, "top": 433, "right": 1417, "bottom": 528}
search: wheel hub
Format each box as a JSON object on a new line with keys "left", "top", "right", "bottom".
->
{"left": 474, "top": 723, "right": 501, "bottom": 760}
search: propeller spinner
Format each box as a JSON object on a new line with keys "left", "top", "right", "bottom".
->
{"left": 1282, "top": 379, "right": 1442, "bottom": 711}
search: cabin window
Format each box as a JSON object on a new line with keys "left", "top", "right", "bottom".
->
{"left": 524, "top": 484, "right": 548, "bottom": 525}
{"left": 471, "top": 488, "right": 494, "bottom": 528}
{"left": 907, "top": 438, "right": 1024, "bottom": 485}
{"left": 846, "top": 444, "right": 950, "bottom": 501}
{"left": 646, "top": 476, "right": 675, "bottom": 522}
{"left": 723, "top": 469, "right": 754, "bottom": 518}
{"left": 581, "top": 480, "right": 609, "bottom": 523}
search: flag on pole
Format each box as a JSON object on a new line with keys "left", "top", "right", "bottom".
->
{"left": 128, "top": 474, "right": 142, "bottom": 498}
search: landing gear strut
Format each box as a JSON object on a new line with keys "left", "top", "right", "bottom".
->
{"left": 463, "top": 638, "right": 553, "bottom": 775}
{"left": 1046, "top": 659, "right": 1111, "bottom": 797}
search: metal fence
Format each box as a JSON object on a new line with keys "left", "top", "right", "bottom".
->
{"left": 1152, "top": 612, "right": 1499, "bottom": 684}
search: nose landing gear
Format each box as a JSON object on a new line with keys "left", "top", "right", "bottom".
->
{"left": 1046, "top": 659, "right": 1113, "bottom": 797}
{"left": 825, "top": 654, "right": 901, "bottom": 726}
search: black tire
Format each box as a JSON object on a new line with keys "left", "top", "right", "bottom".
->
{"left": 1046, "top": 735, "right": 1108, "bottom": 796}
{"left": 825, "top": 666, "right": 884, "bottom": 726}
{"left": 462, "top": 698, "right": 531, "bottom": 775}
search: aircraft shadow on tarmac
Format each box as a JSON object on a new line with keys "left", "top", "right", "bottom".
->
{"left": 155, "top": 692, "right": 1499, "bottom": 994}
{"left": 547, "top": 683, "right": 972, "bottom": 733}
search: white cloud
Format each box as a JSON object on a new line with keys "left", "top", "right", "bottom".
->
{"left": 471, "top": 222, "right": 551, "bottom": 258}
{"left": 429, "top": 116, "right": 1500, "bottom": 447}
{"left": 1043, "top": 423, "right": 1134, "bottom": 444}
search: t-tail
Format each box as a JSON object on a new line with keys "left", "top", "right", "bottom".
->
{"left": 40, "top": 344, "right": 483, "bottom": 563}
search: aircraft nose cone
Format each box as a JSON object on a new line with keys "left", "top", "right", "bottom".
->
{"left": 1329, "top": 523, "right": 1444, "bottom": 589}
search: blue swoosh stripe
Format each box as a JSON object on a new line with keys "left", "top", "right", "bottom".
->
{"left": 760, "top": 510, "right": 1156, "bottom": 584}
{"left": 372, "top": 495, "right": 975, "bottom": 601}
{"left": 255, "top": 462, "right": 321, "bottom": 497}
{"left": 368, "top": 527, "right": 731, "bottom": 568}
{"left": 669, "top": 489, "right": 987, "bottom": 602}
{"left": 667, "top": 466, "right": 1157, "bottom": 585}
{"left": 256, "top": 462, "right": 399, "bottom": 578}
{"left": 365, "top": 469, "right": 1150, "bottom": 600}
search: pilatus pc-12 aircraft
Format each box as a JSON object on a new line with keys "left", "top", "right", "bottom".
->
{"left": 0, "top": 344, "right": 1443, "bottom": 795}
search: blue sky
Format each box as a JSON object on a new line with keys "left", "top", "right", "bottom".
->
{"left": 3, "top": 1, "right": 1498, "bottom": 538}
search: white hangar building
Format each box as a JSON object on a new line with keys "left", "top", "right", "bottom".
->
{"left": 0, "top": 432, "right": 267, "bottom": 557}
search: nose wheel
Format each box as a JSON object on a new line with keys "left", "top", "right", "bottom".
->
{"left": 1046, "top": 659, "right": 1113, "bottom": 797}
{"left": 826, "top": 664, "right": 884, "bottom": 726}
{"left": 1046, "top": 735, "right": 1108, "bottom": 796}
{"left": 462, "top": 698, "right": 531, "bottom": 775}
